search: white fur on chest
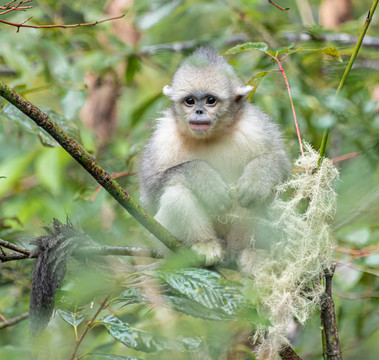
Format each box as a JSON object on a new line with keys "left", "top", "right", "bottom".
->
{"left": 153, "top": 112, "right": 268, "bottom": 184}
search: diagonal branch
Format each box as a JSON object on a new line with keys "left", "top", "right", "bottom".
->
{"left": 0, "top": 81, "right": 180, "bottom": 252}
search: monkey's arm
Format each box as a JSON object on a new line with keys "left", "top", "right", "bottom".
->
{"left": 140, "top": 160, "right": 230, "bottom": 265}
{"left": 142, "top": 160, "right": 233, "bottom": 215}
{"left": 237, "top": 150, "right": 290, "bottom": 207}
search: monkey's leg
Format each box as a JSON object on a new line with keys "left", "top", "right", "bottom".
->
{"left": 155, "top": 182, "right": 224, "bottom": 265}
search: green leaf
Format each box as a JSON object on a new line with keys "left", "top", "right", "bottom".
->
{"left": 246, "top": 71, "right": 272, "bottom": 100}
{"left": 61, "top": 90, "right": 86, "bottom": 121}
{"left": 1, "top": 103, "right": 56, "bottom": 147}
{"left": 1, "top": 103, "right": 82, "bottom": 147}
{"left": 151, "top": 268, "right": 268, "bottom": 325}
{"left": 85, "top": 354, "right": 141, "bottom": 360}
{"left": 131, "top": 93, "right": 162, "bottom": 127}
{"left": 35, "top": 147, "right": 71, "bottom": 196}
{"left": 286, "top": 47, "right": 342, "bottom": 62}
{"left": 272, "top": 43, "right": 295, "bottom": 57}
{"left": 321, "top": 47, "right": 342, "bottom": 61}
{"left": 286, "top": 48, "right": 306, "bottom": 56}
{"left": 57, "top": 309, "right": 85, "bottom": 327}
{"left": 225, "top": 42, "right": 268, "bottom": 54}
{"left": 137, "top": 0, "right": 184, "bottom": 30}
{"left": 101, "top": 315, "right": 201, "bottom": 353}
{"left": 125, "top": 54, "right": 142, "bottom": 84}
{"left": 0, "top": 151, "right": 38, "bottom": 198}
{"left": 118, "top": 287, "right": 146, "bottom": 305}
{"left": 39, "top": 106, "right": 82, "bottom": 144}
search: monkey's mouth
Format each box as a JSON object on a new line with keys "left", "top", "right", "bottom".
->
{"left": 189, "top": 120, "right": 212, "bottom": 132}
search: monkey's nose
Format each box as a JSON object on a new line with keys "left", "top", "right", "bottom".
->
{"left": 195, "top": 109, "right": 204, "bottom": 115}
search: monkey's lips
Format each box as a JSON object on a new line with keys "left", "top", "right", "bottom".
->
{"left": 189, "top": 120, "right": 212, "bottom": 132}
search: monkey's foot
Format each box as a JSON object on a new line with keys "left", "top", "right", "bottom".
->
{"left": 191, "top": 239, "right": 224, "bottom": 266}
{"left": 238, "top": 248, "right": 266, "bottom": 276}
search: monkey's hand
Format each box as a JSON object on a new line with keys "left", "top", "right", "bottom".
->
{"left": 174, "top": 160, "right": 233, "bottom": 214}
{"left": 191, "top": 238, "right": 224, "bottom": 266}
{"left": 236, "top": 157, "right": 276, "bottom": 208}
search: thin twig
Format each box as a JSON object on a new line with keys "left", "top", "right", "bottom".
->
{"left": 0, "top": 238, "right": 31, "bottom": 255}
{"left": 69, "top": 296, "right": 110, "bottom": 360}
{"left": 334, "top": 289, "right": 379, "bottom": 300}
{"left": 318, "top": 0, "right": 379, "bottom": 164}
{"left": 0, "top": 14, "right": 125, "bottom": 33}
{"left": 331, "top": 152, "right": 358, "bottom": 163}
{"left": 268, "top": 0, "right": 289, "bottom": 11}
{"left": 334, "top": 245, "right": 378, "bottom": 260}
{"left": 0, "top": 312, "right": 29, "bottom": 329}
{"left": 0, "top": 0, "right": 32, "bottom": 16}
{"left": 264, "top": 51, "right": 304, "bottom": 156}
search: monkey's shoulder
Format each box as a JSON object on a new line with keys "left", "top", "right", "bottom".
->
{"left": 148, "top": 106, "right": 280, "bottom": 176}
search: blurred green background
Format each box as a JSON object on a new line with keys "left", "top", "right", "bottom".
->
{"left": 0, "top": 0, "right": 378, "bottom": 359}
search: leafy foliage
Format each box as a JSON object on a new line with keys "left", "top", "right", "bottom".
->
{"left": 0, "top": 1, "right": 378, "bottom": 359}
{"left": 101, "top": 314, "right": 201, "bottom": 353}
{"left": 119, "top": 268, "right": 268, "bottom": 324}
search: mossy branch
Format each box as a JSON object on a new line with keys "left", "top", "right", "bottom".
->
{"left": 318, "top": 0, "right": 379, "bottom": 163}
{"left": 0, "top": 80, "right": 180, "bottom": 252}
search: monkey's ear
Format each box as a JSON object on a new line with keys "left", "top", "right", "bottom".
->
{"left": 235, "top": 85, "right": 253, "bottom": 100}
{"left": 163, "top": 85, "right": 173, "bottom": 97}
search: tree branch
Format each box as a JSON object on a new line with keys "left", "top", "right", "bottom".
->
{"left": 268, "top": 1, "right": 289, "bottom": 11}
{"left": 282, "top": 32, "right": 379, "bottom": 48}
{"left": 320, "top": 265, "right": 343, "bottom": 360}
{"left": 279, "top": 345, "right": 302, "bottom": 360}
{"left": 139, "top": 34, "right": 248, "bottom": 56}
{"left": 0, "top": 312, "right": 29, "bottom": 329}
{"left": 0, "top": 238, "right": 30, "bottom": 255}
{"left": 0, "top": 14, "right": 125, "bottom": 33}
{"left": 0, "top": 238, "right": 164, "bottom": 263}
{"left": 0, "top": 81, "right": 180, "bottom": 252}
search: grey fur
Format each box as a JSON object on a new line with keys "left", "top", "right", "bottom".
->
{"left": 29, "top": 218, "right": 95, "bottom": 336}
{"left": 139, "top": 47, "right": 290, "bottom": 266}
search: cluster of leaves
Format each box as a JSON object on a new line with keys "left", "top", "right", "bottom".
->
{"left": 53, "top": 264, "right": 265, "bottom": 359}
{"left": 0, "top": 0, "right": 378, "bottom": 359}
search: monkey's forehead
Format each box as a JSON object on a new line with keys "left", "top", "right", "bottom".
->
{"left": 170, "top": 65, "right": 242, "bottom": 99}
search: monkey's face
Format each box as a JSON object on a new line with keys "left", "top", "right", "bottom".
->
{"left": 172, "top": 91, "right": 235, "bottom": 139}
{"left": 163, "top": 62, "right": 253, "bottom": 139}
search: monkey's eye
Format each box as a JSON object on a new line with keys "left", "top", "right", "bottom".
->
{"left": 205, "top": 96, "right": 217, "bottom": 106}
{"left": 184, "top": 97, "right": 195, "bottom": 106}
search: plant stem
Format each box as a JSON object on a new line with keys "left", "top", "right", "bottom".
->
{"left": 318, "top": 0, "right": 379, "bottom": 164}
{"left": 265, "top": 51, "right": 304, "bottom": 156}
{"left": 0, "top": 81, "right": 180, "bottom": 252}
{"left": 276, "top": 57, "right": 304, "bottom": 156}
{"left": 69, "top": 296, "right": 110, "bottom": 360}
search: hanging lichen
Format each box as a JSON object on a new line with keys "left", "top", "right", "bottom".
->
{"left": 251, "top": 143, "right": 339, "bottom": 359}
